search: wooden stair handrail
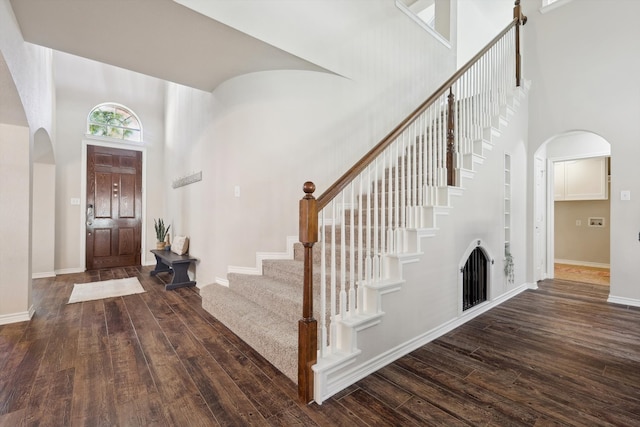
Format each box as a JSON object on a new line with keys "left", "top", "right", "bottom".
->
{"left": 316, "top": 10, "right": 526, "bottom": 211}
{"left": 299, "top": 1, "right": 527, "bottom": 403}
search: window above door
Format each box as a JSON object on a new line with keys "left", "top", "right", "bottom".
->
{"left": 87, "top": 103, "right": 142, "bottom": 142}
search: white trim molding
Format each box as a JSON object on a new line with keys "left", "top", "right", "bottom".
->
{"left": 227, "top": 235, "right": 298, "bottom": 276}
{"left": 395, "top": 0, "right": 451, "bottom": 48}
{"left": 55, "top": 267, "right": 85, "bottom": 275}
{"left": 81, "top": 138, "right": 148, "bottom": 271}
{"left": 555, "top": 259, "right": 610, "bottom": 269}
{"left": 0, "top": 305, "right": 35, "bottom": 325}
{"left": 540, "top": 0, "right": 574, "bottom": 14}
{"left": 32, "top": 271, "right": 56, "bottom": 279}
{"left": 607, "top": 295, "right": 640, "bottom": 308}
{"left": 313, "top": 282, "right": 531, "bottom": 404}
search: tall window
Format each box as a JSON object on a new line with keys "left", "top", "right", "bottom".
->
{"left": 87, "top": 103, "right": 142, "bottom": 142}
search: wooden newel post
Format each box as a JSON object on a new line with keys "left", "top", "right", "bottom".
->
{"left": 298, "top": 181, "right": 318, "bottom": 403}
{"left": 446, "top": 87, "right": 456, "bottom": 187}
{"left": 514, "top": 0, "right": 528, "bottom": 87}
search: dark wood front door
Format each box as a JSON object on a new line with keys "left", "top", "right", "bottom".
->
{"left": 86, "top": 145, "right": 142, "bottom": 270}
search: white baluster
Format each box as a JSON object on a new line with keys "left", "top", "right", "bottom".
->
{"left": 394, "top": 140, "right": 402, "bottom": 253}
{"left": 400, "top": 131, "right": 406, "bottom": 230}
{"left": 365, "top": 166, "right": 372, "bottom": 289}
{"left": 340, "top": 192, "right": 346, "bottom": 320}
{"left": 357, "top": 174, "right": 364, "bottom": 314}
{"left": 330, "top": 200, "right": 337, "bottom": 353}
{"left": 349, "top": 182, "right": 355, "bottom": 316}
{"left": 381, "top": 151, "right": 386, "bottom": 256}
{"left": 320, "top": 209, "right": 327, "bottom": 357}
{"left": 373, "top": 158, "right": 380, "bottom": 281}
{"left": 387, "top": 147, "right": 394, "bottom": 254}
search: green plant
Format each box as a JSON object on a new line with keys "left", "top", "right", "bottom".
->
{"left": 88, "top": 109, "right": 134, "bottom": 139}
{"left": 504, "top": 249, "right": 514, "bottom": 284}
{"left": 154, "top": 218, "right": 170, "bottom": 242}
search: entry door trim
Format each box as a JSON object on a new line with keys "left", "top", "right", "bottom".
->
{"left": 80, "top": 138, "right": 147, "bottom": 270}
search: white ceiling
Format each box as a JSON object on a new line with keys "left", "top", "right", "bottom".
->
{"left": 9, "top": 0, "right": 333, "bottom": 92}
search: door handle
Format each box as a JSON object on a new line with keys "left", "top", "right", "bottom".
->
{"left": 86, "top": 204, "right": 94, "bottom": 226}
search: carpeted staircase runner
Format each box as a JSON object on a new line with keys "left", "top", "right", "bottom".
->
{"left": 201, "top": 253, "right": 308, "bottom": 381}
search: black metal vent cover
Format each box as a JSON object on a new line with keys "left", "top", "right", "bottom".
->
{"left": 462, "top": 247, "right": 488, "bottom": 310}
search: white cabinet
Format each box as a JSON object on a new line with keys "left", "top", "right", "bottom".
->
{"left": 554, "top": 157, "right": 608, "bottom": 201}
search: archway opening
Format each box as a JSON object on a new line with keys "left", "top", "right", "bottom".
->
{"left": 533, "top": 130, "right": 611, "bottom": 285}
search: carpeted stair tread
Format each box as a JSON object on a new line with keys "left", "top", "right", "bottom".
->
{"left": 227, "top": 272, "right": 303, "bottom": 323}
{"left": 261, "top": 259, "right": 304, "bottom": 286}
{"left": 200, "top": 283, "right": 297, "bottom": 381}
{"left": 262, "top": 257, "right": 360, "bottom": 290}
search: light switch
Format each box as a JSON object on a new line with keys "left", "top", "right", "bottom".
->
{"left": 576, "top": 220, "right": 581, "bottom": 226}
{"left": 234, "top": 185, "right": 240, "bottom": 198}
{"left": 621, "top": 190, "right": 631, "bottom": 201}
{"left": 70, "top": 198, "right": 80, "bottom": 205}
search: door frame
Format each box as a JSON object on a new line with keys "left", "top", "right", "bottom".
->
{"left": 80, "top": 137, "right": 147, "bottom": 270}
{"left": 533, "top": 131, "right": 612, "bottom": 283}
{"left": 533, "top": 156, "right": 548, "bottom": 282}
{"left": 546, "top": 153, "right": 611, "bottom": 276}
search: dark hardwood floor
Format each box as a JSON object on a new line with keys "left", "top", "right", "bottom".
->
{"left": 1, "top": 268, "right": 639, "bottom": 426}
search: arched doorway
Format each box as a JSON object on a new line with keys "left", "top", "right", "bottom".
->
{"left": 533, "top": 130, "right": 611, "bottom": 284}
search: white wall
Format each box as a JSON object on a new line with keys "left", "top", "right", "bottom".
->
{"left": 329, "top": 84, "right": 530, "bottom": 388}
{"left": 0, "top": 124, "right": 31, "bottom": 322}
{"left": 545, "top": 131, "right": 610, "bottom": 159}
{"left": 0, "top": 0, "right": 55, "bottom": 323}
{"left": 32, "top": 162, "right": 55, "bottom": 277}
{"left": 456, "top": 0, "right": 514, "bottom": 69}
{"left": 53, "top": 51, "right": 166, "bottom": 272}
{"left": 521, "top": 0, "right": 640, "bottom": 303}
{"left": 164, "top": 0, "right": 457, "bottom": 286}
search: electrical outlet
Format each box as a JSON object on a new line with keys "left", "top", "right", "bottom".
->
{"left": 621, "top": 190, "right": 631, "bottom": 201}
{"left": 576, "top": 220, "right": 581, "bottom": 226}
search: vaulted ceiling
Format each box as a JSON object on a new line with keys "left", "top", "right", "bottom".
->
{"left": 9, "top": 0, "right": 332, "bottom": 92}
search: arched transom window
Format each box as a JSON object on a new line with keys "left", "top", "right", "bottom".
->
{"left": 87, "top": 103, "right": 142, "bottom": 142}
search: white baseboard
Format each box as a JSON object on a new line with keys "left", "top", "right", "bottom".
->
{"left": 55, "top": 267, "right": 84, "bottom": 275}
{"left": 32, "top": 271, "right": 56, "bottom": 279}
{"left": 607, "top": 295, "right": 640, "bottom": 308}
{"left": 228, "top": 235, "right": 298, "bottom": 276}
{"left": 554, "top": 259, "right": 610, "bottom": 269}
{"left": 214, "top": 277, "right": 229, "bottom": 287}
{"left": 0, "top": 305, "right": 34, "bottom": 325}
{"left": 314, "top": 282, "right": 531, "bottom": 404}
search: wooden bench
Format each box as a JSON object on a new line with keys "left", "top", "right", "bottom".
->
{"left": 150, "top": 249, "right": 197, "bottom": 290}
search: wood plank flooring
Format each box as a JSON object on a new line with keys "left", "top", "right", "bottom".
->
{"left": 1, "top": 268, "right": 639, "bottom": 426}
{"left": 554, "top": 263, "right": 610, "bottom": 286}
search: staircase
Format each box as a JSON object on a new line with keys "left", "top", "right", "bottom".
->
{"left": 199, "top": 86, "right": 528, "bottom": 385}
{"left": 201, "top": 4, "right": 528, "bottom": 404}
{"left": 201, "top": 260, "right": 304, "bottom": 381}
